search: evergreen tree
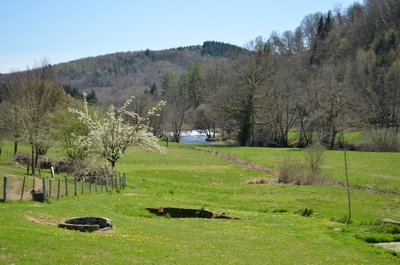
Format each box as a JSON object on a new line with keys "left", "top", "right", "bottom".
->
{"left": 149, "top": 82, "right": 157, "bottom": 96}
{"left": 86, "top": 89, "right": 97, "bottom": 104}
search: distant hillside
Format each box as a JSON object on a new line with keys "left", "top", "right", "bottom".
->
{"left": 53, "top": 41, "right": 246, "bottom": 104}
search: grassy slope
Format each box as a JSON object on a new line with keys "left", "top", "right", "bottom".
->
{"left": 0, "top": 143, "right": 399, "bottom": 264}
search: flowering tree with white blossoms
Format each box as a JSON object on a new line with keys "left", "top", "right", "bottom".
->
{"left": 69, "top": 96, "right": 166, "bottom": 169}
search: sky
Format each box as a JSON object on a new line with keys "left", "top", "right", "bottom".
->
{"left": 0, "top": 0, "right": 359, "bottom": 73}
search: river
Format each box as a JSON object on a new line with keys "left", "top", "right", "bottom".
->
{"left": 179, "top": 130, "right": 221, "bottom": 144}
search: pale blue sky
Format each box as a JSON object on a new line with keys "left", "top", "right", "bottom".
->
{"left": 0, "top": 0, "right": 358, "bottom": 73}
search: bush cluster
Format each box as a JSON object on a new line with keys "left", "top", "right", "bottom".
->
{"left": 278, "top": 144, "right": 326, "bottom": 185}
{"left": 13, "top": 153, "right": 112, "bottom": 179}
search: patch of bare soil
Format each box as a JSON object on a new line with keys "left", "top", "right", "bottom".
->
{"left": 0, "top": 253, "right": 12, "bottom": 263}
{"left": 25, "top": 214, "right": 61, "bottom": 226}
{"left": 6, "top": 176, "right": 42, "bottom": 201}
{"left": 246, "top": 178, "right": 278, "bottom": 184}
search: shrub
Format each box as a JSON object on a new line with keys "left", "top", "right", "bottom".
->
{"left": 365, "top": 128, "right": 399, "bottom": 152}
{"left": 38, "top": 156, "right": 57, "bottom": 169}
{"left": 278, "top": 158, "right": 306, "bottom": 184}
{"left": 278, "top": 151, "right": 326, "bottom": 185}
{"left": 295, "top": 207, "right": 314, "bottom": 217}
{"left": 304, "top": 143, "right": 325, "bottom": 177}
{"left": 13, "top": 153, "right": 30, "bottom": 165}
{"left": 14, "top": 153, "right": 58, "bottom": 170}
{"left": 55, "top": 158, "right": 113, "bottom": 179}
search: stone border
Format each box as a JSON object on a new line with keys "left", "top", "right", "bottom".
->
{"left": 58, "top": 217, "right": 112, "bottom": 232}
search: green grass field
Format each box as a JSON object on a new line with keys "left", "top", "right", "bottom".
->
{"left": 199, "top": 145, "right": 400, "bottom": 194}
{"left": 0, "top": 141, "right": 399, "bottom": 264}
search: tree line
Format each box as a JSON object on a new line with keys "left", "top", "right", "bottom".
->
{"left": 1, "top": 0, "right": 399, "bottom": 159}
{"left": 149, "top": 0, "right": 399, "bottom": 151}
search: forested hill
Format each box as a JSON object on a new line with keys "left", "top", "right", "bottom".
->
{"left": 53, "top": 41, "right": 245, "bottom": 104}
{"left": 1, "top": 0, "right": 399, "bottom": 150}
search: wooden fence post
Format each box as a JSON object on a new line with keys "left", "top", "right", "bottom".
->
{"left": 57, "top": 178, "right": 61, "bottom": 199}
{"left": 74, "top": 178, "right": 77, "bottom": 196}
{"left": 49, "top": 179, "right": 52, "bottom": 198}
{"left": 105, "top": 178, "right": 108, "bottom": 191}
{"left": 123, "top": 173, "right": 126, "bottom": 189}
{"left": 3, "top": 176, "right": 7, "bottom": 202}
{"left": 20, "top": 176, "right": 26, "bottom": 200}
{"left": 42, "top": 178, "right": 47, "bottom": 200}
{"left": 65, "top": 177, "right": 68, "bottom": 196}
{"left": 51, "top": 166, "right": 55, "bottom": 178}
{"left": 81, "top": 178, "right": 84, "bottom": 195}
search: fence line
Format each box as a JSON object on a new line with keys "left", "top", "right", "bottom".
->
{"left": 1, "top": 173, "right": 127, "bottom": 203}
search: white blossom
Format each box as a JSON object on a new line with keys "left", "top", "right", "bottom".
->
{"left": 69, "top": 97, "right": 166, "bottom": 168}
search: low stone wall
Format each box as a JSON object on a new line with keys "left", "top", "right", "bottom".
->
{"left": 58, "top": 217, "right": 112, "bottom": 232}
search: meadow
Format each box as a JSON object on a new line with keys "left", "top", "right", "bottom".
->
{"left": 0, "top": 141, "right": 399, "bottom": 264}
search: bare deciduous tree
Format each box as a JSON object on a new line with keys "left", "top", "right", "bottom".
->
{"left": 8, "top": 62, "right": 64, "bottom": 175}
{"left": 221, "top": 37, "right": 277, "bottom": 146}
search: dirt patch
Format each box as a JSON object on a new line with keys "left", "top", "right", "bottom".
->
{"left": 25, "top": 214, "right": 60, "bottom": 226}
{"left": 5, "top": 176, "right": 43, "bottom": 201}
{"left": 247, "top": 178, "right": 278, "bottom": 184}
{"left": 0, "top": 253, "right": 12, "bottom": 262}
{"left": 147, "top": 207, "right": 240, "bottom": 220}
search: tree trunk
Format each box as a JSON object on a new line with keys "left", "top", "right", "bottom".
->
{"left": 13, "top": 141, "right": 18, "bottom": 156}
{"left": 173, "top": 130, "right": 180, "bottom": 142}
{"left": 31, "top": 146, "right": 35, "bottom": 175}
{"left": 35, "top": 150, "right": 39, "bottom": 169}
{"left": 213, "top": 123, "right": 216, "bottom": 138}
{"left": 329, "top": 130, "right": 337, "bottom": 150}
{"left": 239, "top": 95, "right": 254, "bottom": 146}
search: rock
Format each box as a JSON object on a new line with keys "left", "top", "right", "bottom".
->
{"left": 375, "top": 242, "right": 400, "bottom": 252}
{"left": 380, "top": 218, "right": 400, "bottom": 225}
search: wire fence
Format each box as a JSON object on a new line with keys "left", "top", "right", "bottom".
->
{"left": 1, "top": 172, "right": 127, "bottom": 202}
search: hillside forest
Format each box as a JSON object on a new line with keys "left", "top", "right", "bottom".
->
{"left": 0, "top": 0, "right": 399, "bottom": 162}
